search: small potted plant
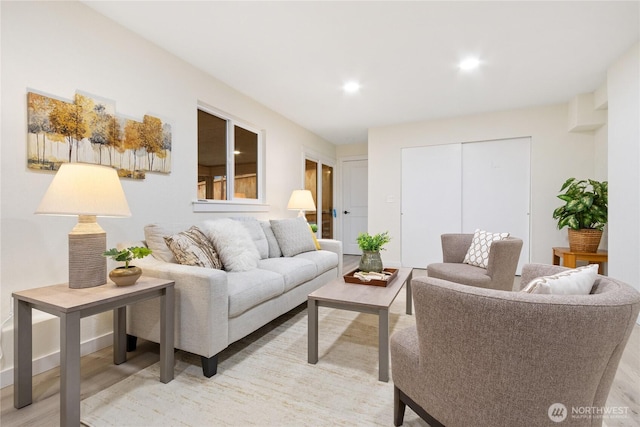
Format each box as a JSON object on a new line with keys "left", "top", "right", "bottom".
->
{"left": 103, "top": 246, "right": 152, "bottom": 286}
{"left": 356, "top": 231, "right": 391, "bottom": 273}
{"left": 552, "top": 178, "right": 607, "bottom": 252}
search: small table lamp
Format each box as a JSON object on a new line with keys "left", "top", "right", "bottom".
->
{"left": 36, "top": 163, "right": 131, "bottom": 288}
{"left": 287, "top": 189, "right": 316, "bottom": 221}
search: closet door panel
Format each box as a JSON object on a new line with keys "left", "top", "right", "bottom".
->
{"left": 461, "top": 138, "right": 530, "bottom": 274}
{"left": 401, "top": 144, "right": 462, "bottom": 268}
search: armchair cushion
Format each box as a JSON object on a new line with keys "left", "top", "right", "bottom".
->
{"left": 521, "top": 264, "right": 598, "bottom": 295}
{"left": 463, "top": 229, "right": 509, "bottom": 268}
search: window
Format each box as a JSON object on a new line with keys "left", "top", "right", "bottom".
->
{"left": 197, "top": 106, "right": 264, "bottom": 207}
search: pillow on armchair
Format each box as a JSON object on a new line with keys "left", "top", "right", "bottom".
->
{"left": 463, "top": 229, "right": 510, "bottom": 268}
{"left": 521, "top": 264, "right": 598, "bottom": 295}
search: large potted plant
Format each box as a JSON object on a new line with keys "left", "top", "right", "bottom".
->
{"left": 103, "top": 246, "right": 152, "bottom": 286}
{"left": 552, "top": 178, "right": 607, "bottom": 253}
{"left": 356, "top": 231, "right": 390, "bottom": 273}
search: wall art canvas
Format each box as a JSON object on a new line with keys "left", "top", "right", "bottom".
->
{"left": 27, "top": 91, "right": 172, "bottom": 179}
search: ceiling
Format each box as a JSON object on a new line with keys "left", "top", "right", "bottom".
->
{"left": 83, "top": 1, "right": 639, "bottom": 145}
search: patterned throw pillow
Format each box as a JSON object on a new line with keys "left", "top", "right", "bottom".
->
{"left": 521, "top": 264, "right": 598, "bottom": 295}
{"left": 164, "top": 226, "right": 222, "bottom": 269}
{"left": 463, "top": 229, "right": 510, "bottom": 269}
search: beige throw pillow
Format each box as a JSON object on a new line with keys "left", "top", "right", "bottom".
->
{"left": 463, "top": 229, "right": 510, "bottom": 269}
{"left": 164, "top": 226, "right": 222, "bottom": 269}
{"left": 521, "top": 264, "right": 598, "bottom": 295}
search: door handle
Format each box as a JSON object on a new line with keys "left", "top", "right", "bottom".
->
{"left": 343, "top": 210, "right": 351, "bottom": 214}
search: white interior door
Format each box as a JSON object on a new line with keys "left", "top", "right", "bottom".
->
{"left": 462, "top": 138, "right": 530, "bottom": 274}
{"left": 342, "top": 159, "right": 368, "bottom": 254}
{"left": 402, "top": 144, "right": 462, "bottom": 268}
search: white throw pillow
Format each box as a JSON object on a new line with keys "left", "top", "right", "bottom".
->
{"left": 463, "top": 229, "right": 510, "bottom": 269}
{"left": 521, "top": 264, "right": 599, "bottom": 295}
{"left": 232, "top": 217, "right": 269, "bottom": 259}
{"left": 270, "top": 217, "right": 317, "bottom": 257}
{"left": 202, "top": 219, "right": 260, "bottom": 272}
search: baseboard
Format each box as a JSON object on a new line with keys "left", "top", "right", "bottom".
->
{"left": 0, "top": 332, "right": 113, "bottom": 388}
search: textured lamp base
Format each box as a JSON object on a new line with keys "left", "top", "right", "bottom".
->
{"left": 69, "top": 224, "right": 107, "bottom": 289}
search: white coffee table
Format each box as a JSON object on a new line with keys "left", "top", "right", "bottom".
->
{"left": 307, "top": 267, "right": 413, "bottom": 382}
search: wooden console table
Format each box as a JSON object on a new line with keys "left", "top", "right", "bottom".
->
{"left": 13, "top": 277, "right": 175, "bottom": 427}
{"left": 552, "top": 247, "right": 608, "bottom": 274}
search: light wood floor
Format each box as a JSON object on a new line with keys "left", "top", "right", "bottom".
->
{"left": 1, "top": 257, "right": 639, "bottom": 426}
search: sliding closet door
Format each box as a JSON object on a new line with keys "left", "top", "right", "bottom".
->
{"left": 461, "top": 138, "right": 530, "bottom": 274}
{"left": 401, "top": 144, "right": 461, "bottom": 268}
{"left": 401, "top": 138, "right": 530, "bottom": 272}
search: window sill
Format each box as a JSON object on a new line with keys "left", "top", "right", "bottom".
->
{"left": 192, "top": 200, "right": 270, "bottom": 213}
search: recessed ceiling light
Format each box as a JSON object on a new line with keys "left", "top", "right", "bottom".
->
{"left": 343, "top": 81, "right": 361, "bottom": 93}
{"left": 459, "top": 57, "right": 480, "bottom": 71}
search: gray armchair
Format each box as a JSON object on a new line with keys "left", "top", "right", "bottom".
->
{"left": 391, "top": 263, "right": 640, "bottom": 427}
{"left": 427, "top": 233, "right": 523, "bottom": 291}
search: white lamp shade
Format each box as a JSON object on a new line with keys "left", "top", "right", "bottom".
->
{"left": 287, "top": 189, "right": 316, "bottom": 211}
{"left": 36, "top": 163, "right": 131, "bottom": 217}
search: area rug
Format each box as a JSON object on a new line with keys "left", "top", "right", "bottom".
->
{"left": 80, "top": 291, "right": 426, "bottom": 426}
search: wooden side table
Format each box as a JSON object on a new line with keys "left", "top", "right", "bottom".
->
{"left": 552, "top": 247, "right": 608, "bottom": 274}
{"left": 13, "top": 276, "right": 175, "bottom": 427}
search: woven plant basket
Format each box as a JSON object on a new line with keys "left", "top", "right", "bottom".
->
{"left": 568, "top": 229, "right": 603, "bottom": 253}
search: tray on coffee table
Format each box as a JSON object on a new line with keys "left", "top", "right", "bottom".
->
{"left": 343, "top": 268, "right": 398, "bottom": 287}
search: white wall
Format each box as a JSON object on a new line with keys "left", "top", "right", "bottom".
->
{"left": 0, "top": 1, "right": 335, "bottom": 381}
{"left": 607, "top": 42, "right": 640, "bottom": 292}
{"left": 368, "top": 103, "right": 597, "bottom": 267}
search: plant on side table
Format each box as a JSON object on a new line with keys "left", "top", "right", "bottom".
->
{"left": 356, "top": 231, "right": 391, "bottom": 273}
{"left": 103, "top": 246, "right": 153, "bottom": 286}
{"left": 552, "top": 177, "right": 608, "bottom": 253}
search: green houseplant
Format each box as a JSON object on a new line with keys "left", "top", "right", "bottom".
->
{"left": 552, "top": 178, "right": 607, "bottom": 253}
{"left": 356, "top": 231, "right": 390, "bottom": 273}
{"left": 103, "top": 246, "right": 152, "bottom": 286}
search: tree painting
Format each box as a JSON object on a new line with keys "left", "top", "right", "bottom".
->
{"left": 27, "top": 91, "right": 172, "bottom": 179}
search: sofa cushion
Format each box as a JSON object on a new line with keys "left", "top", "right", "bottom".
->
{"left": 260, "top": 221, "right": 282, "bottom": 258}
{"left": 270, "top": 217, "right": 317, "bottom": 257}
{"left": 463, "top": 229, "right": 510, "bottom": 268}
{"left": 257, "top": 257, "right": 317, "bottom": 292}
{"left": 227, "top": 269, "right": 285, "bottom": 318}
{"left": 163, "top": 226, "right": 222, "bottom": 269}
{"left": 233, "top": 217, "right": 269, "bottom": 259}
{"left": 202, "top": 219, "right": 261, "bottom": 272}
{"left": 521, "top": 264, "right": 598, "bottom": 295}
{"left": 294, "top": 250, "right": 339, "bottom": 275}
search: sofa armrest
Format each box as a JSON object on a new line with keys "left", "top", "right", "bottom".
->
{"left": 121, "top": 241, "right": 230, "bottom": 359}
{"left": 318, "top": 238, "right": 343, "bottom": 276}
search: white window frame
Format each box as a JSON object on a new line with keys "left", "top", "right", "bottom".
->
{"left": 194, "top": 103, "right": 268, "bottom": 213}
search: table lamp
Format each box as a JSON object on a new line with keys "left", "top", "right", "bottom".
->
{"left": 35, "top": 163, "right": 131, "bottom": 288}
{"left": 287, "top": 189, "right": 316, "bottom": 221}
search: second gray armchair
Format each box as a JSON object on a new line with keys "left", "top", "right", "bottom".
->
{"left": 427, "top": 233, "right": 523, "bottom": 291}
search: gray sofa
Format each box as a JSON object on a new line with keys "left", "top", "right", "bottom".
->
{"left": 120, "top": 217, "right": 343, "bottom": 377}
